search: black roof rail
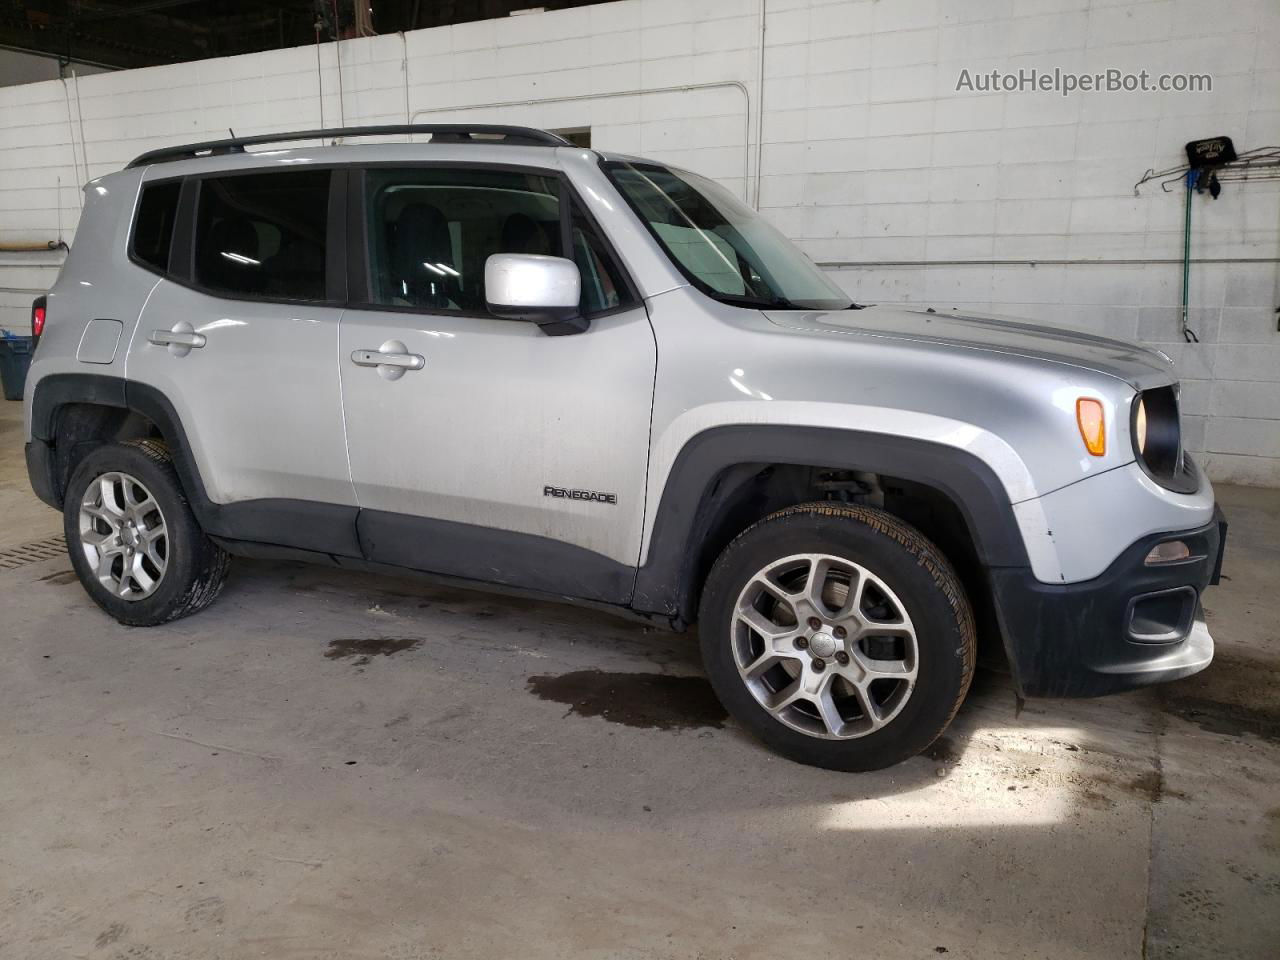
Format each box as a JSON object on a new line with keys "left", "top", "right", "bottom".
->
{"left": 126, "top": 124, "right": 572, "bottom": 168}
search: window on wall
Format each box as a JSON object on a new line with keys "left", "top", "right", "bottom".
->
{"left": 193, "top": 171, "right": 330, "bottom": 301}
{"left": 132, "top": 181, "right": 181, "bottom": 274}
{"left": 552, "top": 127, "right": 591, "bottom": 148}
{"left": 364, "top": 166, "right": 631, "bottom": 316}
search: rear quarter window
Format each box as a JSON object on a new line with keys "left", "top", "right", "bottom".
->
{"left": 131, "top": 181, "right": 181, "bottom": 274}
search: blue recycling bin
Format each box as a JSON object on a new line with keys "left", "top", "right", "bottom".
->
{"left": 0, "top": 335, "right": 34, "bottom": 401}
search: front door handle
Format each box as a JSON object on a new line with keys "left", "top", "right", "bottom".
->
{"left": 149, "top": 320, "right": 205, "bottom": 357}
{"left": 350, "top": 339, "right": 425, "bottom": 381}
{"left": 350, "top": 349, "right": 424, "bottom": 370}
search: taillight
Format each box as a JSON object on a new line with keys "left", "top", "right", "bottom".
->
{"left": 32, "top": 295, "right": 46, "bottom": 339}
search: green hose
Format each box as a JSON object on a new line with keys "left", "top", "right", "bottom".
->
{"left": 1180, "top": 170, "right": 1199, "bottom": 343}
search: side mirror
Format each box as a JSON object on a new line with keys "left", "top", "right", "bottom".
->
{"left": 485, "top": 253, "right": 588, "bottom": 335}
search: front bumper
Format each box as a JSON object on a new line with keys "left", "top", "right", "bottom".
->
{"left": 989, "top": 507, "right": 1226, "bottom": 698}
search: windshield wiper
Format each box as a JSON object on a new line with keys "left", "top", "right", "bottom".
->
{"left": 714, "top": 293, "right": 864, "bottom": 311}
{"left": 714, "top": 293, "right": 798, "bottom": 310}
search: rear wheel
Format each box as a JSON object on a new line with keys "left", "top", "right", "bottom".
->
{"left": 698, "top": 502, "right": 975, "bottom": 771}
{"left": 64, "top": 439, "right": 230, "bottom": 626}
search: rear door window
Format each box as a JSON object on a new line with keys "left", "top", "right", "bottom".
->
{"left": 193, "top": 171, "right": 330, "bottom": 302}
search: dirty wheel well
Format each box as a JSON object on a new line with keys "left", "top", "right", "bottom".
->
{"left": 48, "top": 403, "right": 165, "bottom": 505}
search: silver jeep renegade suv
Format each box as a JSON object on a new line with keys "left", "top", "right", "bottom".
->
{"left": 23, "top": 125, "right": 1226, "bottom": 771}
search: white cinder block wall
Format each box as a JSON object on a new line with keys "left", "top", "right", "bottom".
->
{"left": 2, "top": 0, "right": 1278, "bottom": 484}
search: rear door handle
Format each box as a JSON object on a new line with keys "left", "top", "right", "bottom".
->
{"left": 350, "top": 349, "right": 424, "bottom": 370}
{"left": 149, "top": 330, "right": 206, "bottom": 348}
{"left": 149, "top": 321, "right": 205, "bottom": 357}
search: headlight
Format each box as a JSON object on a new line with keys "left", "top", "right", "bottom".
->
{"left": 1132, "top": 386, "right": 1182, "bottom": 480}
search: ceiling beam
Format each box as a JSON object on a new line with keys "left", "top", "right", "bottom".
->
{"left": 76, "top": 0, "right": 206, "bottom": 23}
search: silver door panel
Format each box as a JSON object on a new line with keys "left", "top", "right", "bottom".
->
{"left": 339, "top": 304, "right": 656, "bottom": 567}
{"left": 127, "top": 281, "right": 355, "bottom": 507}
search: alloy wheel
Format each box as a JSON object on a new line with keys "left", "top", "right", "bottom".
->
{"left": 731, "top": 552, "right": 919, "bottom": 739}
{"left": 77, "top": 471, "right": 169, "bottom": 600}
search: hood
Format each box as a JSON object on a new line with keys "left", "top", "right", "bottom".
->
{"left": 764, "top": 305, "right": 1177, "bottom": 388}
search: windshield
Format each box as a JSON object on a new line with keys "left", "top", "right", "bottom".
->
{"left": 604, "top": 160, "right": 853, "bottom": 311}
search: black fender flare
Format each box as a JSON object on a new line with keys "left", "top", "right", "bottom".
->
{"left": 30, "top": 373, "right": 213, "bottom": 514}
{"left": 630, "top": 425, "right": 1032, "bottom": 620}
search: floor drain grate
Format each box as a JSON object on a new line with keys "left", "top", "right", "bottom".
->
{"left": 0, "top": 536, "right": 68, "bottom": 570}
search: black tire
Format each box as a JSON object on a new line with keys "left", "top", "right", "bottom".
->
{"left": 698, "top": 502, "right": 975, "bottom": 772}
{"left": 63, "top": 439, "right": 230, "bottom": 626}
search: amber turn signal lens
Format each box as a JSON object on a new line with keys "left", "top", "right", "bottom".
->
{"left": 1076, "top": 398, "right": 1106, "bottom": 456}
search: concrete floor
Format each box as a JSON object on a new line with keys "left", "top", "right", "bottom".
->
{"left": 1, "top": 398, "right": 1277, "bottom": 960}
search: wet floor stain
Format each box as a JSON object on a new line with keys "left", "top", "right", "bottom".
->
{"left": 38, "top": 569, "right": 78, "bottom": 585}
{"left": 527, "top": 670, "right": 727, "bottom": 731}
{"left": 1162, "top": 695, "right": 1280, "bottom": 743}
{"left": 324, "top": 637, "right": 422, "bottom": 666}
{"left": 1159, "top": 650, "right": 1280, "bottom": 744}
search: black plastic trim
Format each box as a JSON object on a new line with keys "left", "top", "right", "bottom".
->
{"left": 632, "top": 425, "right": 1029, "bottom": 620}
{"left": 29, "top": 372, "right": 128, "bottom": 441}
{"left": 989, "top": 510, "right": 1224, "bottom": 697}
{"left": 345, "top": 166, "right": 367, "bottom": 304}
{"left": 1125, "top": 585, "right": 1197, "bottom": 644}
{"left": 325, "top": 169, "right": 348, "bottom": 304}
{"left": 357, "top": 510, "right": 633, "bottom": 605}
{"left": 170, "top": 177, "right": 199, "bottom": 284}
{"left": 25, "top": 440, "right": 59, "bottom": 509}
{"left": 211, "top": 537, "right": 665, "bottom": 627}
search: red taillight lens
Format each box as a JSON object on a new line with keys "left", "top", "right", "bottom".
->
{"left": 32, "top": 296, "right": 46, "bottom": 338}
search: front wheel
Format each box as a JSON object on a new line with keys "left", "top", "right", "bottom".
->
{"left": 698, "top": 503, "right": 975, "bottom": 771}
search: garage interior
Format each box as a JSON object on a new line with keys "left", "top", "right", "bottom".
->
{"left": 1, "top": 1, "right": 1279, "bottom": 957}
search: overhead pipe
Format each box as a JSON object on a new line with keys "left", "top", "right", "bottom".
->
{"left": 815, "top": 256, "right": 1280, "bottom": 268}
{"left": 754, "top": 0, "right": 766, "bottom": 208}
{"left": 0, "top": 241, "right": 67, "bottom": 252}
